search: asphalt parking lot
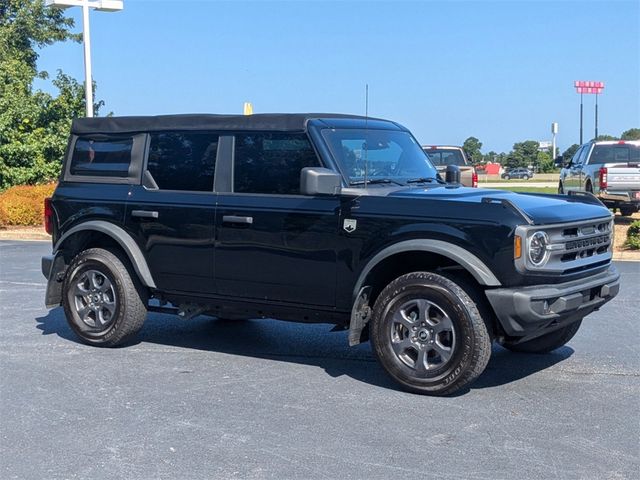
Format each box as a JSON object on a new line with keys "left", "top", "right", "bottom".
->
{"left": 1, "top": 240, "right": 638, "bottom": 480}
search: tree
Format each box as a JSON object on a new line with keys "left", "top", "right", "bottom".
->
{"left": 621, "top": 128, "right": 640, "bottom": 140}
{"left": 594, "top": 134, "right": 618, "bottom": 141}
{"left": 462, "top": 137, "right": 483, "bottom": 165}
{"left": 562, "top": 144, "right": 579, "bottom": 161}
{"left": 0, "top": 0, "right": 103, "bottom": 189}
{"left": 483, "top": 150, "right": 498, "bottom": 164}
{"left": 536, "top": 151, "right": 554, "bottom": 173}
{"left": 506, "top": 141, "right": 539, "bottom": 169}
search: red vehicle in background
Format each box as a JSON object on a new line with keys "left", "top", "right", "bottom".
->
{"left": 422, "top": 145, "right": 478, "bottom": 187}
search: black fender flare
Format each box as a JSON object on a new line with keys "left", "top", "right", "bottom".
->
{"left": 352, "top": 239, "right": 501, "bottom": 302}
{"left": 346, "top": 240, "right": 501, "bottom": 346}
{"left": 54, "top": 220, "right": 157, "bottom": 289}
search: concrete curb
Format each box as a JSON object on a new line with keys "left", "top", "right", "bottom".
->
{"left": 0, "top": 231, "right": 50, "bottom": 241}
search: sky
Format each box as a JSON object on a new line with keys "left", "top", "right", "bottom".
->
{"left": 36, "top": 0, "right": 640, "bottom": 153}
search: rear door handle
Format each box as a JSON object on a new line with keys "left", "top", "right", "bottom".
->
{"left": 131, "top": 210, "right": 159, "bottom": 219}
{"left": 222, "top": 215, "right": 253, "bottom": 225}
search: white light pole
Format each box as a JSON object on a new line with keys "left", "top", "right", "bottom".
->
{"left": 45, "top": 1, "right": 123, "bottom": 117}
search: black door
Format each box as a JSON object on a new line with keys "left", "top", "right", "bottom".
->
{"left": 215, "top": 132, "right": 340, "bottom": 306}
{"left": 125, "top": 131, "right": 219, "bottom": 295}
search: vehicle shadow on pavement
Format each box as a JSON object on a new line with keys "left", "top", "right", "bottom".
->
{"left": 460, "top": 345, "right": 574, "bottom": 394}
{"left": 35, "top": 310, "right": 574, "bottom": 395}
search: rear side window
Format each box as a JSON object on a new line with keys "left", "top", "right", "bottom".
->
{"left": 234, "top": 133, "right": 320, "bottom": 194}
{"left": 147, "top": 132, "right": 218, "bottom": 192}
{"left": 70, "top": 136, "right": 133, "bottom": 177}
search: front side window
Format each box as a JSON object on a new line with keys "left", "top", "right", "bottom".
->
{"left": 577, "top": 146, "right": 591, "bottom": 164}
{"left": 570, "top": 146, "right": 584, "bottom": 165}
{"left": 234, "top": 133, "right": 320, "bottom": 194}
{"left": 70, "top": 136, "right": 133, "bottom": 177}
{"left": 147, "top": 132, "right": 218, "bottom": 191}
{"left": 322, "top": 128, "right": 438, "bottom": 185}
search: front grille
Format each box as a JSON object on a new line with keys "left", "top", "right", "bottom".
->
{"left": 556, "top": 220, "right": 612, "bottom": 266}
{"left": 515, "top": 217, "right": 613, "bottom": 274}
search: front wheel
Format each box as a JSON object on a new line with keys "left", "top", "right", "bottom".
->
{"left": 62, "top": 248, "right": 148, "bottom": 346}
{"left": 500, "top": 320, "right": 582, "bottom": 354}
{"left": 370, "top": 272, "right": 492, "bottom": 396}
{"left": 503, "top": 175, "right": 510, "bottom": 180}
{"left": 558, "top": 182, "right": 564, "bottom": 194}
{"left": 523, "top": 174, "right": 529, "bottom": 180}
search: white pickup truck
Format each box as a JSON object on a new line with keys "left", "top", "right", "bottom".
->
{"left": 558, "top": 140, "right": 640, "bottom": 216}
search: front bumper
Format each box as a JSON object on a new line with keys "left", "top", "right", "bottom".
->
{"left": 485, "top": 265, "right": 620, "bottom": 342}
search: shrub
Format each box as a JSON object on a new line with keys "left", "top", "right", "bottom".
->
{"left": 626, "top": 220, "right": 640, "bottom": 250}
{"left": 0, "top": 183, "right": 56, "bottom": 227}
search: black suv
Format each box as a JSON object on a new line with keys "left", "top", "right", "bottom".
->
{"left": 42, "top": 113, "right": 620, "bottom": 395}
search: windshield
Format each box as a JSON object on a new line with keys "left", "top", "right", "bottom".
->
{"left": 321, "top": 128, "right": 438, "bottom": 185}
{"left": 590, "top": 144, "right": 640, "bottom": 164}
{"left": 422, "top": 148, "right": 467, "bottom": 167}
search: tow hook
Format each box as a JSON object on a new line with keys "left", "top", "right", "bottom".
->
{"left": 177, "top": 303, "right": 205, "bottom": 320}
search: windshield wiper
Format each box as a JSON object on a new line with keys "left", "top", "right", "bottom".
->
{"left": 349, "top": 178, "right": 404, "bottom": 186}
{"left": 405, "top": 177, "right": 446, "bottom": 184}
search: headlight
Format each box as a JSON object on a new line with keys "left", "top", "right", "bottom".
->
{"left": 528, "top": 231, "right": 549, "bottom": 266}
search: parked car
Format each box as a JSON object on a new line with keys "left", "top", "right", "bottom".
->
{"left": 42, "top": 113, "right": 619, "bottom": 395}
{"left": 422, "top": 145, "right": 478, "bottom": 187}
{"left": 502, "top": 167, "right": 533, "bottom": 180}
{"left": 557, "top": 140, "right": 640, "bottom": 216}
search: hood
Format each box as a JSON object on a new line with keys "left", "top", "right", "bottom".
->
{"left": 388, "top": 186, "right": 611, "bottom": 224}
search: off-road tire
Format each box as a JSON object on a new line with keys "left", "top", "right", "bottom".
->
{"left": 370, "top": 272, "right": 492, "bottom": 396}
{"left": 63, "top": 248, "right": 147, "bottom": 346}
{"left": 585, "top": 181, "right": 593, "bottom": 193}
{"left": 501, "top": 320, "right": 582, "bottom": 354}
{"left": 620, "top": 206, "right": 637, "bottom": 217}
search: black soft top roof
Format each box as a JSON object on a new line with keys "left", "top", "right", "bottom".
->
{"left": 70, "top": 113, "right": 401, "bottom": 135}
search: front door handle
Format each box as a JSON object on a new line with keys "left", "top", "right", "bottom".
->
{"left": 131, "top": 210, "right": 159, "bottom": 219}
{"left": 223, "top": 215, "right": 253, "bottom": 225}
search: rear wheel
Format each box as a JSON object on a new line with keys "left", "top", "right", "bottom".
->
{"left": 501, "top": 320, "right": 582, "bottom": 354}
{"left": 370, "top": 272, "right": 491, "bottom": 396}
{"left": 620, "top": 206, "right": 637, "bottom": 217}
{"left": 585, "top": 181, "right": 593, "bottom": 193}
{"left": 63, "top": 248, "right": 147, "bottom": 346}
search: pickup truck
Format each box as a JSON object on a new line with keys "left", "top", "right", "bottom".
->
{"left": 558, "top": 140, "right": 640, "bottom": 216}
{"left": 422, "top": 145, "right": 478, "bottom": 187}
{"left": 42, "top": 113, "right": 620, "bottom": 395}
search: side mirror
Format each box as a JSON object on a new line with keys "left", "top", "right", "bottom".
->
{"left": 445, "top": 164, "right": 461, "bottom": 184}
{"left": 300, "top": 167, "right": 342, "bottom": 196}
{"left": 554, "top": 155, "right": 565, "bottom": 168}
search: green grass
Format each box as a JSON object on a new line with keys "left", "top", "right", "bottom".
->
{"left": 489, "top": 186, "right": 558, "bottom": 194}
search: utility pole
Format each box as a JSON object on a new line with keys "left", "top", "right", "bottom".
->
{"left": 46, "top": 1, "right": 124, "bottom": 117}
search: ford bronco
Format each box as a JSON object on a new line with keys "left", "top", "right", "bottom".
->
{"left": 42, "top": 113, "right": 620, "bottom": 395}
